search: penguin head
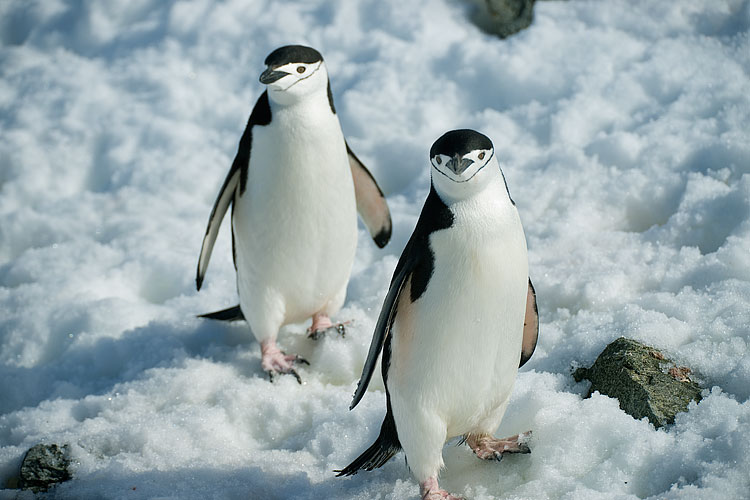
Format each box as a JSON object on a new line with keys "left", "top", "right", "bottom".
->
{"left": 260, "top": 45, "right": 329, "bottom": 105}
{"left": 429, "top": 129, "right": 501, "bottom": 201}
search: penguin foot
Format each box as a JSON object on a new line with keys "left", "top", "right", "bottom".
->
{"left": 260, "top": 340, "right": 309, "bottom": 384}
{"left": 307, "top": 313, "right": 349, "bottom": 339}
{"left": 466, "top": 431, "right": 532, "bottom": 461}
{"left": 419, "top": 477, "right": 464, "bottom": 500}
{"left": 307, "top": 323, "right": 347, "bottom": 340}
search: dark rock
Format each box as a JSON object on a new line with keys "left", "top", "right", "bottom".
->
{"left": 19, "top": 444, "right": 72, "bottom": 492}
{"left": 469, "top": 0, "right": 536, "bottom": 39}
{"left": 574, "top": 337, "right": 703, "bottom": 428}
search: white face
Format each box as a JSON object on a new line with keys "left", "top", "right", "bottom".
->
{"left": 430, "top": 148, "right": 498, "bottom": 201}
{"left": 431, "top": 148, "right": 494, "bottom": 183}
{"left": 262, "top": 60, "right": 327, "bottom": 104}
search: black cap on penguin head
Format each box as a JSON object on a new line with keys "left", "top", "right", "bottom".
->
{"left": 430, "top": 129, "right": 493, "bottom": 159}
{"left": 264, "top": 45, "right": 323, "bottom": 68}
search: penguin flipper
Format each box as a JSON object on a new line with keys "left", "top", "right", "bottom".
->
{"left": 198, "top": 304, "right": 245, "bottom": 321}
{"left": 196, "top": 91, "right": 272, "bottom": 291}
{"left": 335, "top": 401, "right": 401, "bottom": 476}
{"left": 346, "top": 142, "right": 392, "bottom": 248}
{"left": 349, "top": 243, "right": 414, "bottom": 410}
{"left": 519, "top": 279, "right": 539, "bottom": 368}
{"left": 196, "top": 167, "right": 240, "bottom": 290}
{"left": 350, "top": 186, "right": 452, "bottom": 410}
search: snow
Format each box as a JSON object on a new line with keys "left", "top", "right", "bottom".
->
{"left": 1, "top": 0, "right": 749, "bottom": 498}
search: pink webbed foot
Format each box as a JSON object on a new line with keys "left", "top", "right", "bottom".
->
{"left": 419, "top": 477, "right": 464, "bottom": 500}
{"left": 306, "top": 313, "right": 348, "bottom": 340}
{"left": 260, "top": 339, "right": 309, "bottom": 384}
{"left": 466, "top": 431, "right": 532, "bottom": 461}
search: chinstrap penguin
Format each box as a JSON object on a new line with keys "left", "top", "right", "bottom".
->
{"left": 196, "top": 45, "right": 392, "bottom": 383}
{"left": 336, "top": 129, "right": 539, "bottom": 500}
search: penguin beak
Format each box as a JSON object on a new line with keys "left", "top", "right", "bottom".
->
{"left": 446, "top": 154, "right": 473, "bottom": 175}
{"left": 259, "top": 68, "right": 290, "bottom": 84}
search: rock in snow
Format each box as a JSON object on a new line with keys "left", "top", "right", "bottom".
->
{"left": 19, "top": 444, "right": 72, "bottom": 492}
{"left": 468, "top": 0, "right": 536, "bottom": 38}
{"left": 574, "top": 338, "right": 703, "bottom": 428}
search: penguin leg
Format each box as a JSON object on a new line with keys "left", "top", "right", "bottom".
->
{"left": 465, "top": 431, "right": 532, "bottom": 461}
{"left": 392, "top": 404, "right": 456, "bottom": 499}
{"left": 306, "top": 282, "right": 349, "bottom": 340}
{"left": 419, "top": 477, "right": 464, "bottom": 500}
{"left": 242, "top": 292, "right": 308, "bottom": 383}
{"left": 307, "top": 313, "right": 348, "bottom": 339}
{"left": 260, "top": 339, "right": 309, "bottom": 384}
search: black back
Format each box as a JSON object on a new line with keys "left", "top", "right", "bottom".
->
{"left": 236, "top": 91, "right": 272, "bottom": 194}
{"left": 403, "top": 186, "right": 455, "bottom": 301}
{"left": 226, "top": 90, "right": 272, "bottom": 267}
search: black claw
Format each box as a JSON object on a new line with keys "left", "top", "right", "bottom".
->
{"left": 508, "top": 443, "right": 531, "bottom": 454}
{"left": 296, "top": 356, "right": 310, "bottom": 366}
{"left": 267, "top": 366, "right": 305, "bottom": 384}
{"left": 308, "top": 323, "right": 347, "bottom": 340}
{"left": 307, "top": 330, "right": 322, "bottom": 340}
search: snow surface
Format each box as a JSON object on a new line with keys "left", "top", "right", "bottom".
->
{"left": 1, "top": 0, "right": 750, "bottom": 498}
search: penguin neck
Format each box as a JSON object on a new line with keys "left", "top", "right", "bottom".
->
{"left": 434, "top": 173, "right": 521, "bottom": 247}
{"left": 432, "top": 166, "right": 508, "bottom": 208}
{"left": 268, "top": 86, "right": 334, "bottom": 120}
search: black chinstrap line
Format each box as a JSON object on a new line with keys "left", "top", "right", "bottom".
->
{"left": 432, "top": 149, "right": 495, "bottom": 184}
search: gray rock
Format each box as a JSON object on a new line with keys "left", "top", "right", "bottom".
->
{"left": 19, "top": 444, "right": 72, "bottom": 492}
{"left": 469, "top": 0, "right": 536, "bottom": 39}
{"left": 574, "top": 337, "right": 702, "bottom": 428}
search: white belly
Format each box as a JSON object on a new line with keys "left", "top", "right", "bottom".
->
{"left": 232, "top": 110, "right": 358, "bottom": 326}
{"left": 390, "top": 191, "right": 528, "bottom": 438}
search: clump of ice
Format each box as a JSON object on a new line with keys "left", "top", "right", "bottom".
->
{"left": 1, "top": 0, "right": 749, "bottom": 498}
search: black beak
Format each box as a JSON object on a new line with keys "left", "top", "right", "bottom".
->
{"left": 446, "top": 154, "right": 473, "bottom": 175}
{"left": 259, "top": 68, "right": 290, "bottom": 84}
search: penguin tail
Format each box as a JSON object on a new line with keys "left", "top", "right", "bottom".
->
{"left": 197, "top": 305, "right": 245, "bottom": 322}
{"left": 335, "top": 409, "right": 401, "bottom": 477}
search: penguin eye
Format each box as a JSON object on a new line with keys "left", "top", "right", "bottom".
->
{"left": 297, "top": 66, "right": 306, "bottom": 74}
{"left": 478, "top": 152, "right": 485, "bottom": 160}
{"left": 435, "top": 157, "right": 442, "bottom": 165}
